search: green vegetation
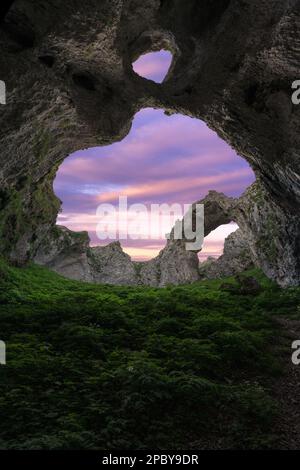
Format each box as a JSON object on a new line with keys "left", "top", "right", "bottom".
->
{"left": 0, "top": 260, "right": 299, "bottom": 450}
{"left": 0, "top": 174, "right": 60, "bottom": 256}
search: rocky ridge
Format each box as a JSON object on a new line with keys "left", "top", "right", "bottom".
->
{"left": 34, "top": 186, "right": 259, "bottom": 287}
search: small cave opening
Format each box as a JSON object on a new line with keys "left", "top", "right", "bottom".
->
{"left": 199, "top": 222, "right": 239, "bottom": 262}
{"left": 132, "top": 49, "right": 173, "bottom": 83}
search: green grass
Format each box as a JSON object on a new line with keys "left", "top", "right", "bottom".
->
{"left": 0, "top": 259, "right": 299, "bottom": 450}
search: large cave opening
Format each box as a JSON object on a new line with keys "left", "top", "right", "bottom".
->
{"left": 53, "top": 48, "right": 254, "bottom": 269}
{"left": 54, "top": 103, "right": 254, "bottom": 264}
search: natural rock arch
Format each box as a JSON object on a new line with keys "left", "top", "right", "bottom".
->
{"left": 0, "top": 0, "right": 299, "bottom": 286}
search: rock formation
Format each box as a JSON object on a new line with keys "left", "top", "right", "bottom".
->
{"left": 139, "top": 239, "right": 201, "bottom": 287}
{"left": 178, "top": 183, "right": 300, "bottom": 286}
{"left": 235, "top": 184, "right": 300, "bottom": 287}
{"left": 199, "top": 229, "right": 253, "bottom": 280}
{"left": 34, "top": 227, "right": 140, "bottom": 285}
{"left": 89, "top": 242, "right": 139, "bottom": 286}
{"left": 0, "top": 0, "right": 299, "bottom": 286}
{"left": 31, "top": 186, "right": 257, "bottom": 287}
{"left": 34, "top": 226, "right": 92, "bottom": 282}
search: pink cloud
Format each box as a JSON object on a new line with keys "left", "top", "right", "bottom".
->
{"left": 95, "top": 168, "right": 252, "bottom": 204}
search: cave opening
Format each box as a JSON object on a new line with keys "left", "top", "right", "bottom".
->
{"left": 52, "top": 27, "right": 254, "bottom": 268}
{"left": 54, "top": 107, "right": 255, "bottom": 265}
{"left": 200, "top": 222, "right": 239, "bottom": 262}
{"left": 132, "top": 49, "right": 173, "bottom": 83}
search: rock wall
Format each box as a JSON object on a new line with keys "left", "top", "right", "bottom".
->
{"left": 235, "top": 184, "right": 300, "bottom": 287}
{"left": 0, "top": 0, "right": 299, "bottom": 286}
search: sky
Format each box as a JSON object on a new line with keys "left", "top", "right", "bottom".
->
{"left": 132, "top": 50, "right": 173, "bottom": 83}
{"left": 54, "top": 51, "right": 255, "bottom": 261}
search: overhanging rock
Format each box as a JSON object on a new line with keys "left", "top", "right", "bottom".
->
{"left": 0, "top": 0, "right": 299, "bottom": 286}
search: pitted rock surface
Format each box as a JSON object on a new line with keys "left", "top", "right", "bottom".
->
{"left": 0, "top": 1, "right": 299, "bottom": 286}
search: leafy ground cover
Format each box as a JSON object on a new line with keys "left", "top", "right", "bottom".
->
{"left": 0, "top": 259, "right": 299, "bottom": 449}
